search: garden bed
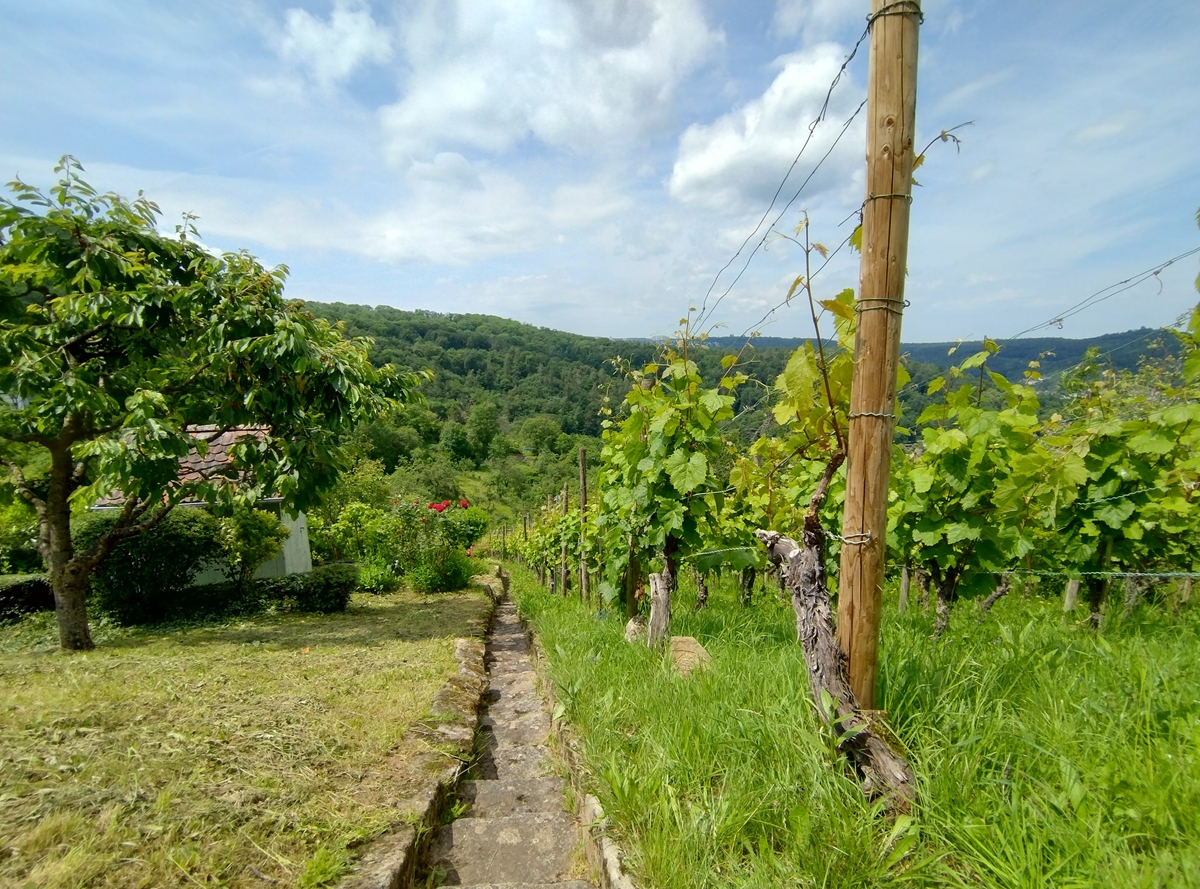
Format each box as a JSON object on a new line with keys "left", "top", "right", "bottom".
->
{"left": 0, "top": 587, "right": 490, "bottom": 888}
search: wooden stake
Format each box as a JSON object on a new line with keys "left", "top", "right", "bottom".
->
{"left": 559, "top": 481, "right": 569, "bottom": 596}
{"left": 836, "top": 0, "right": 922, "bottom": 710}
{"left": 578, "top": 447, "right": 589, "bottom": 605}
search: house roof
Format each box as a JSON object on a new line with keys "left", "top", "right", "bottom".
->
{"left": 92, "top": 426, "right": 271, "bottom": 508}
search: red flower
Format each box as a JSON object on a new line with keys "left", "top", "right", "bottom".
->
{"left": 460, "top": 499, "right": 469, "bottom": 508}
{"left": 392, "top": 499, "right": 398, "bottom": 504}
{"left": 428, "top": 503, "right": 436, "bottom": 509}
{"left": 441, "top": 500, "right": 451, "bottom": 507}
{"left": 433, "top": 503, "right": 446, "bottom": 512}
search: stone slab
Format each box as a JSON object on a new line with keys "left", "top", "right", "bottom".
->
{"left": 458, "top": 776, "right": 566, "bottom": 817}
{"left": 426, "top": 813, "right": 577, "bottom": 885}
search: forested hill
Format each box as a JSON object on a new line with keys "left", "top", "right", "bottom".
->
{"left": 308, "top": 302, "right": 1178, "bottom": 434}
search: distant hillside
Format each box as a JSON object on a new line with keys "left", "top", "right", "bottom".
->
{"left": 707, "top": 328, "right": 1179, "bottom": 380}
{"left": 308, "top": 302, "right": 1180, "bottom": 437}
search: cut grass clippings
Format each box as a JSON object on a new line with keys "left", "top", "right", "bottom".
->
{"left": 512, "top": 564, "right": 1200, "bottom": 888}
{"left": 0, "top": 587, "right": 489, "bottom": 888}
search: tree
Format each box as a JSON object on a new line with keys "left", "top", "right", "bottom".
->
{"left": 466, "top": 401, "right": 500, "bottom": 460}
{"left": 0, "top": 158, "right": 421, "bottom": 650}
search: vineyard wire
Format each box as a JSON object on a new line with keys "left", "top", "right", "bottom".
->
{"left": 697, "top": 98, "right": 868, "bottom": 336}
{"left": 1002, "top": 246, "right": 1200, "bottom": 342}
{"left": 692, "top": 23, "right": 871, "bottom": 332}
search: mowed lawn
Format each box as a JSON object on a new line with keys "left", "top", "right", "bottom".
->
{"left": 0, "top": 588, "right": 489, "bottom": 888}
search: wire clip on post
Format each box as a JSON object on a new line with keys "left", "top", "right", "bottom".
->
{"left": 827, "top": 531, "right": 873, "bottom": 545}
{"left": 854, "top": 296, "right": 909, "bottom": 316}
{"left": 847, "top": 411, "right": 897, "bottom": 420}
{"left": 867, "top": 1, "right": 924, "bottom": 27}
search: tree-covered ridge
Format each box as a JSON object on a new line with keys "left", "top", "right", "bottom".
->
{"left": 306, "top": 302, "right": 658, "bottom": 437}
{"left": 306, "top": 301, "right": 1180, "bottom": 440}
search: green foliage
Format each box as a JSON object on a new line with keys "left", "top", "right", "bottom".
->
{"left": 260, "top": 563, "right": 357, "bottom": 614}
{"left": 466, "top": 401, "right": 500, "bottom": 460}
{"left": 594, "top": 346, "right": 742, "bottom": 588}
{"left": 406, "top": 550, "right": 474, "bottom": 594}
{"left": 217, "top": 505, "right": 290, "bottom": 591}
{"left": 0, "top": 159, "right": 420, "bottom": 518}
{"left": 890, "top": 340, "right": 1044, "bottom": 599}
{"left": 0, "top": 500, "right": 39, "bottom": 573}
{"left": 314, "top": 500, "right": 483, "bottom": 594}
{"left": 0, "top": 573, "right": 53, "bottom": 622}
{"left": 313, "top": 458, "right": 393, "bottom": 525}
{"left": 76, "top": 508, "right": 226, "bottom": 625}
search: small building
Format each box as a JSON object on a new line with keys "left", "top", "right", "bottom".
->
{"left": 92, "top": 426, "right": 313, "bottom": 582}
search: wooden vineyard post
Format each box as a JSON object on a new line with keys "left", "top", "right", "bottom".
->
{"left": 578, "top": 447, "right": 589, "bottom": 605}
{"left": 559, "top": 482, "right": 570, "bottom": 596}
{"left": 500, "top": 525, "right": 506, "bottom": 560}
{"left": 837, "top": 0, "right": 922, "bottom": 710}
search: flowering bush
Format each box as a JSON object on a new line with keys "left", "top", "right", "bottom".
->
{"left": 312, "top": 499, "right": 487, "bottom": 592}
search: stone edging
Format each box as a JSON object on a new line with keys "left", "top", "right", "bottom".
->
{"left": 338, "top": 575, "right": 503, "bottom": 889}
{"left": 523, "top": 617, "right": 639, "bottom": 889}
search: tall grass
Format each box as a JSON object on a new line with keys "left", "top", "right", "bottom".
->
{"left": 512, "top": 565, "right": 1200, "bottom": 888}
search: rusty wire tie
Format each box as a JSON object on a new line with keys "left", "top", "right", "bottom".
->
{"left": 864, "top": 192, "right": 914, "bottom": 205}
{"left": 847, "top": 411, "right": 897, "bottom": 420}
{"left": 868, "top": 1, "right": 925, "bottom": 26}
{"left": 855, "top": 296, "right": 910, "bottom": 316}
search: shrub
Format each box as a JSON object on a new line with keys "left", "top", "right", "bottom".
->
{"left": 0, "top": 501, "right": 41, "bottom": 574}
{"left": 407, "top": 550, "right": 474, "bottom": 594}
{"left": 76, "top": 508, "right": 227, "bottom": 625}
{"left": 0, "top": 574, "right": 54, "bottom": 622}
{"left": 217, "top": 506, "right": 290, "bottom": 591}
{"left": 356, "top": 559, "right": 401, "bottom": 592}
{"left": 449, "top": 505, "right": 489, "bottom": 547}
{"left": 262, "top": 564, "right": 357, "bottom": 614}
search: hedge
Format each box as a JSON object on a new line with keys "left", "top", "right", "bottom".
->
{"left": 0, "top": 574, "right": 54, "bottom": 622}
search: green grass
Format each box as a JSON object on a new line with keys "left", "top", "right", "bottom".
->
{"left": 0, "top": 587, "right": 489, "bottom": 888}
{"left": 512, "top": 565, "right": 1200, "bottom": 888}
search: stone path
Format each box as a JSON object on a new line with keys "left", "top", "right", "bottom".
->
{"left": 421, "top": 596, "right": 596, "bottom": 889}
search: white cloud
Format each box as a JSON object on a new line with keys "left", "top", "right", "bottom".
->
{"left": 277, "top": 0, "right": 393, "bottom": 89}
{"left": 378, "top": 0, "right": 720, "bottom": 162}
{"left": 668, "top": 43, "right": 865, "bottom": 212}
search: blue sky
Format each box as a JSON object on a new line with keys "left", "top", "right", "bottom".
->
{"left": 2, "top": 0, "right": 1197, "bottom": 343}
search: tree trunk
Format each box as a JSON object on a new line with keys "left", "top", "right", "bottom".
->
{"left": 930, "top": 562, "right": 963, "bottom": 639}
{"left": 51, "top": 561, "right": 94, "bottom": 651}
{"left": 44, "top": 441, "right": 94, "bottom": 651}
{"left": 978, "top": 574, "right": 1010, "bottom": 617}
{"left": 915, "top": 569, "right": 930, "bottom": 614}
{"left": 1086, "top": 576, "right": 1107, "bottom": 629}
{"left": 1063, "top": 578, "right": 1080, "bottom": 611}
{"left": 647, "top": 568, "right": 672, "bottom": 649}
{"left": 756, "top": 526, "right": 915, "bottom": 811}
{"left": 694, "top": 571, "right": 709, "bottom": 611}
{"left": 898, "top": 565, "right": 910, "bottom": 613}
{"left": 739, "top": 566, "right": 756, "bottom": 606}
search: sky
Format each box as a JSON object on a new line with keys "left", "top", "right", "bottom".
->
{"left": 1, "top": 0, "right": 1198, "bottom": 344}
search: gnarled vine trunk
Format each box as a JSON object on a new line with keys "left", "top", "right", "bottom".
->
{"left": 756, "top": 525, "right": 915, "bottom": 811}
{"left": 978, "top": 573, "right": 1011, "bottom": 617}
